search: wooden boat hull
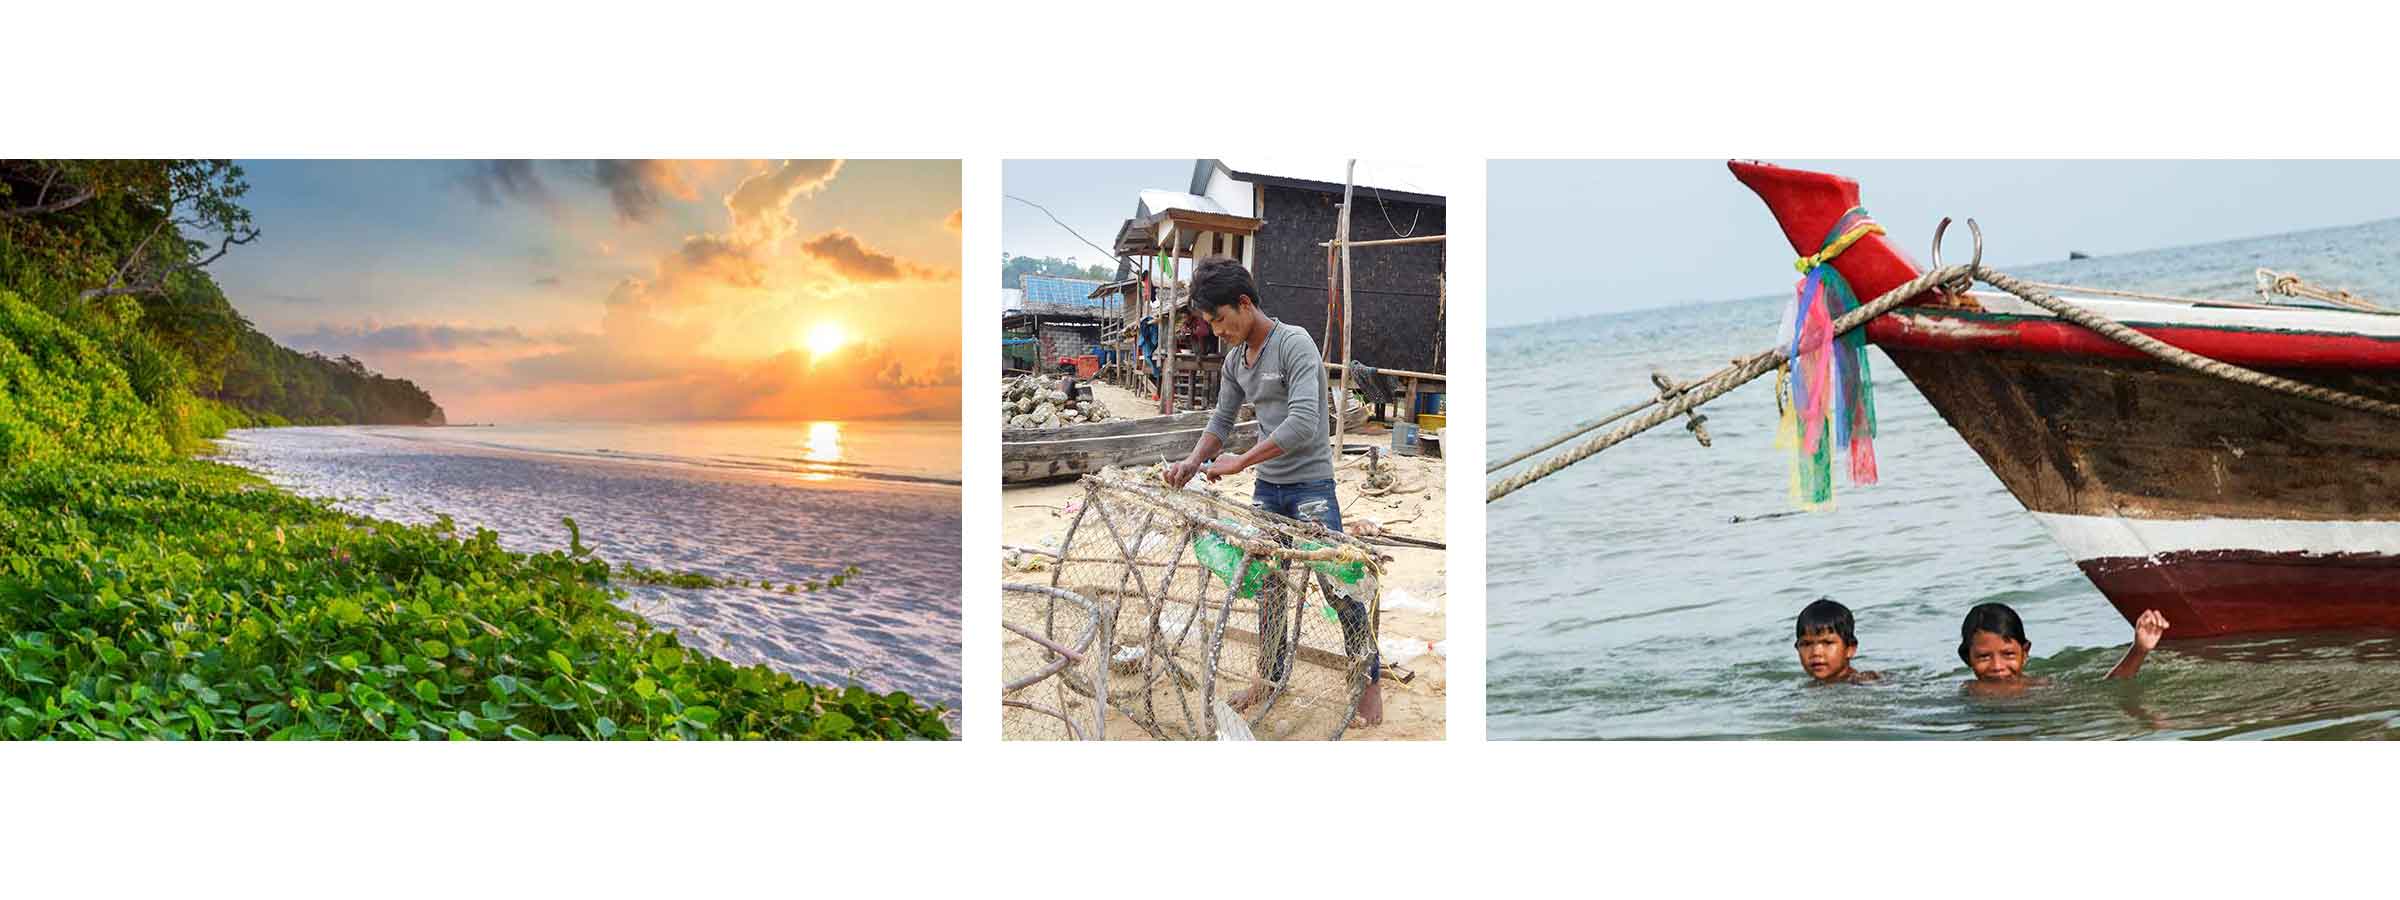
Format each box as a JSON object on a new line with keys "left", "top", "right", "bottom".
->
{"left": 1883, "top": 330, "right": 2400, "bottom": 636}
{"left": 1735, "top": 160, "right": 2400, "bottom": 637}
{"left": 1002, "top": 410, "right": 1258, "bottom": 484}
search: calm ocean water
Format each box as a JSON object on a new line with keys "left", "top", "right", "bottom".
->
{"left": 1488, "top": 217, "right": 2400, "bottom": 740}
{"left": 216, "top": 420, "right": 962, "bottom": 708}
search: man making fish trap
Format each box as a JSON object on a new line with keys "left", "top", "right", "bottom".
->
{"left": 1159, "top": 256, "right": 1388, "bottom": 730}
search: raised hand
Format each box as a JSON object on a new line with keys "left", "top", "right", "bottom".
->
{"left": 2133, "top": 609, "right": 2170, "bottom": 651}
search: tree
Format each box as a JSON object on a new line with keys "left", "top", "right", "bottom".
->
{"left": 78, "top": 161, "right": 260, "bottom": 301}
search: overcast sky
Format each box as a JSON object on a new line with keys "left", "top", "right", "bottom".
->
{"left": 1001, "top": 159, "right": 1190, "bottom": 272}
{"left": 1489, "top": 160, "right": 2400, "bottom": 328}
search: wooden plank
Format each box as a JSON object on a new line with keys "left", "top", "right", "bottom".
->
{"left": 1317, "top": 234, "right": 1448, "bottom": 249}
{"left": 1001, "top": 412, "right": 1259, "bottom": 484}
{"left": 1219, "top": 623, "right": 1353, "bottom": 672}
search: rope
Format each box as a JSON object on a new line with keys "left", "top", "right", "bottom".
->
{"left": 2257, "top": 267, "right": 2393, "bottom": 314}
{"left": 1488, "top": 261, "right": 2400, "bottom": 504}
{"left": 1793, "top": 221, "right": 1884, "bottom": 273}
{"left": 1486, "top": 264, "right": 1970, "bottom": 503}
{"left": 1486, "top": 395, "right": 1659, "bottom": 474}
{"left": 1977, "top": 268, "right": 2400, "bottom": 418}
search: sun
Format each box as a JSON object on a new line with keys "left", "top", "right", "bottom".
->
{"left": 805, "top": 321, "right": 850, "bottom": 358}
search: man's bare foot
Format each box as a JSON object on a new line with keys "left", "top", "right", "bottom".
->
{"left": 1352, "top": 682, "right": 1385, "bottom": 728}
{"left": 1226, "top": 683, "right": 1270, "bottom": 711}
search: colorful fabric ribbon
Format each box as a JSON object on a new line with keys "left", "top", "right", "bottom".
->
{"left": 1774, "top": 207, "right": 1882, "bottom": 508}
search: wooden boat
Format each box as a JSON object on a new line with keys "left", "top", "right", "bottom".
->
{"left": 1735, "top": 160, "right": 2400, "bottom": 637}
{"left": 1002, "top": 409, "right": 1259, "bottom": 484}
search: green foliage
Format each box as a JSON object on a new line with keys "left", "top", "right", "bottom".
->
{"left": 0, "top": 161, "right": 949, "bottom": 740}
{"left": 0, "top": 459, "right": 951, "bottom": 740}
{"left": 0, "top": 290, "right": 172, "bottom": 466}
{"left": 1, "top": 160, "right": 441, "bottom": 437}
{"left": 1001, "top": 253, "right": 1112, "bottom": 287}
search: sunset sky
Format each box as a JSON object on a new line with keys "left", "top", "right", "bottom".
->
{"left": 209, "top": 159, "right": 961, "bottom": 423}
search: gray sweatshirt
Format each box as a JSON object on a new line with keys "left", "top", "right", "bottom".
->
{"left": 1207, "top": 319, "right": 1335, "bottom": 484}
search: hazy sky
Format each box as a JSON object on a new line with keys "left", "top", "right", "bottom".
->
{"left": 1000, "top": 159, "right": 1189, "bottom": 276}
{"left": 210, "top": 159, "right": 962, "bottom": 422}
{"left": 1490, "top": 160, "right": 2400, "bottom": 328}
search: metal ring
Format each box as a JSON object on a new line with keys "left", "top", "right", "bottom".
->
{"left": 1930, "top": 217, "right": 1982, "bottom": 295}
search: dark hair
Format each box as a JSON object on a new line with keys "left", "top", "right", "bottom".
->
{"left": 1189, "top": 256, "right": 1258, "bottom": 315}
{"left": 1794, "top": 598, "right": 1856, "bottom": 646}
{"left": 1957, "top": 602, "right": 2032, "bottom": 664}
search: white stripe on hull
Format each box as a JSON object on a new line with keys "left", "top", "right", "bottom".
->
{"left": 1964, "top": 290, "right": 2400, "bottom": 339}
{"left": 2027, "top": 512, "right": 2400, "bottom": 561}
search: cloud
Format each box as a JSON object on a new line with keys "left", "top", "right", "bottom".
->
{"left": 727, "top": 159, "right": 843, "bottom": 245}
{"left": 591, "top": 160, "right": 699, "bottom": 224}
{"left": 667, "top": 234, "right": 766, "bottom": 290}
{"left": 287, "top": 321, "right": 543, "bottom": 356}
{"left": 462, "top": 160, "right": 552, "bottom": 209}
{"left": 876, "top": 356, "right": 961, "bottom": 390}
{"left": 943, "top": 208, "right": 962, "bottom": 234}
{"left": 800, "top": 230, "right": 946, "bottom": 282}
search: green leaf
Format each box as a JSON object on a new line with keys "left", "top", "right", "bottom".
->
{"left": 546, "top": 650, "right": 573, "bottom": 676}
{"left": 632, "top": 677, "right": 657, "bottom": 699}
{"left": 412, "top": 679, "right": 439, "bottom": 705}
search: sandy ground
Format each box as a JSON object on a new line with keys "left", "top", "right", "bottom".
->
{"left": 1003, "top": 381, "right": 1446, "bottom": 741}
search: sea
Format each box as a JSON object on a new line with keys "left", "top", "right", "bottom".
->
{"left": 1487, "top": 217, "right": 2400, "bottom": 740}
{"left": 215, "top": 419, "right": 962, "bottom": 710}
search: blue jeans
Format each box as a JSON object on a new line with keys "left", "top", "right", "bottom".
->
{"left": 1250, "top": 479, "right": 1378, "bottom": 685}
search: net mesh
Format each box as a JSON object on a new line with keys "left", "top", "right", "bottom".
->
{"left": 1012, "top": 467, "right": 1380, "bottom": 740}
{"left": 1000, "top": 583, "right": 1111, "bottom": 741}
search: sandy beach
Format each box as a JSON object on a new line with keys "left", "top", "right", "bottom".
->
{"left": 1003, "top": 381, "right": 1447, "bottom": 740}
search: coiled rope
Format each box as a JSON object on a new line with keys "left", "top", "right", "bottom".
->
{"left": 1488, "top": 263, "right": 2400, "bottom": 504}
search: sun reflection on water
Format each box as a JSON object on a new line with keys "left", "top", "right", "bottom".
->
{"left": 800, "top": 421, "right": 842, "bottom": 480}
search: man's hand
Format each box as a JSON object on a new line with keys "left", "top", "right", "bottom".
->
{"left": 1202, "top": 454, "right": 1245, "bottom": 481}
{"left": 2132, "top": 609, "right": 2170, "bottom": 651}
{"left": 1164, "top": 458, "right": 1203, "bottom": 489}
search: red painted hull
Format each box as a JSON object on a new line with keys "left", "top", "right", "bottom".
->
{"left": 1733, "top": 159, "right": 2400, "bottom": 638}
{"left": 1871, "top": 308, "right": 2400, "bottom": 370}
{"left": 2081, "top": 551, "right": 2400, "bottom": 637}
{"left": 1728, "top": 159, "right": 2400, "bottom": 371}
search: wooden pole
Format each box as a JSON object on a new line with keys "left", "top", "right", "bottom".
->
{"left": 1334, "top": 160, "right": 1357, "bottom": 453}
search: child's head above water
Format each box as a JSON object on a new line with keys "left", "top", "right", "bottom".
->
{"left": 1958, "top": 602, "right": 2034, "bottom": 681}
{"left": 1794, "top": 598, "right": 1859, "bottom": 682}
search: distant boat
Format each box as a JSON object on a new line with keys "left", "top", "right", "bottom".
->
{"left": 2069, "top": 250, "right": 2093, "bottom": 261}
{"left": 1735, "top": 160, "right": 2400, "bottom": 638}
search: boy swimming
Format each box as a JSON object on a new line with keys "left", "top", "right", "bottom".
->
{"left": 1958, "top": 602, "right": 2170, "bottom": 696}
{"left": 1794, "top": 598, "right": 1881, "bottom": 684}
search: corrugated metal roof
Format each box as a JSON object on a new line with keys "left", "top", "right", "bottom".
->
{"left": 1019, "top": 274, "right": 1108, "bottom": 308}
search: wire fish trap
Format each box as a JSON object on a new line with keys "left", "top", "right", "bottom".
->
{"left": 1001, "top": 583, "right": 1112, "bottom": 741}
{"left": 1044, "top": 467, "right": 1382, "bottom": 740}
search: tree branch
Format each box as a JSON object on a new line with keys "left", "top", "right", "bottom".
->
{"left": 78, "top": 227, "right": 260, "bottom": 301}
{"left": 0, "top": 183, "right": 97, "bottom": 219}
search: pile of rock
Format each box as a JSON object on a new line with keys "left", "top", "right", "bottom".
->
{"left": 1003, "top": 374, "right": 1113, "bottom": 429}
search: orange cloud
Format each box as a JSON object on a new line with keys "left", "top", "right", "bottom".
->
{"left": 728, "top": 159, "right": 843, "bottom": 245}
{"left": 801, "top": 230, "right": 949, "bottom": 283}
{"left": 943, "top": 208, "right": 962, "bottom": 233}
